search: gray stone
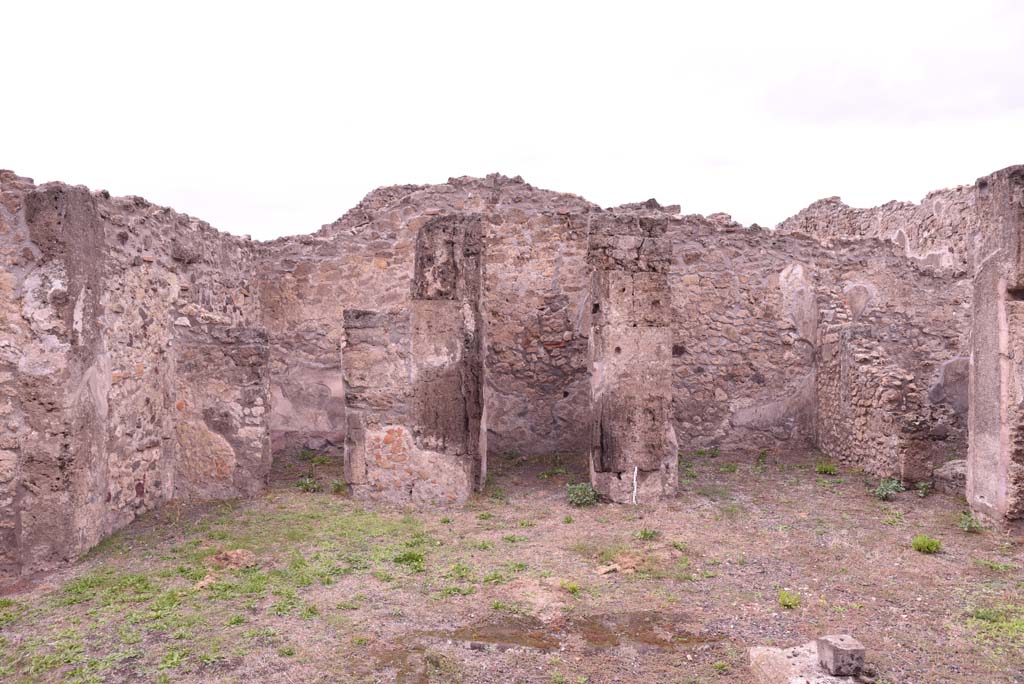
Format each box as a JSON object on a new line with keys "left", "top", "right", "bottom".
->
{"left": 749, "top": 641, "right": 847, "bottom": 684}
{"left": 816, "top": 634, "right": 865, "bottom": 676}
{"left": 934, "top": 458, "right": 967, "bottom": 496}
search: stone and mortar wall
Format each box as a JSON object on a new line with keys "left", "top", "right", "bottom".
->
{"left": 341, "top": 214, "right": 484, "bottom": 504}
{"left": 258, "top": 176, "right": 597, "bottom": 466}
{"left": 777, "top": 186, "right": 977, "bottom": 275}
{"left": 668, "top": 214, "right": 969, "bottom": 476}
{"left": 1, "top": 163, "right": 1009, "bottom": 580}
{"left": 0, "top": 172, "right": 269, "bottom": 580}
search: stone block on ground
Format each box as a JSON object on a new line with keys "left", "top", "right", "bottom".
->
{"left": 816, "top": 634, "right": 864, "bottom": 676}
{"left": 749, "top": 641, "right": 850, "bottom": 684}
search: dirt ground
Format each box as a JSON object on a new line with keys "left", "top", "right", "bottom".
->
{"left": 1, "top": 447, "right": 1022, "bottom": 684}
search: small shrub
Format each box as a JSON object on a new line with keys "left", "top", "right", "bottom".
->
{"left": 756, "top": 449, "right": 769, "bottom": 466}
{"left": 296, "top": 477, "right": 321, "bottom": 493}
{"left": 873, "top": 478, "right": 905, "bottom": 501}
{"left": 560, "top": 580, "right": 581, "bottom": 597}
{"left": 635, "top": 528, "right": 659, "bottom": 541}
{"left": 957, "top": 510, "right": 984, "bottom": 533}
{"left": 330, "top": 480, "right": 347, "bottom": 495}
{"left": 563, "top": 516, "right": 574, "bottom": 524}
{"left": 712, "top": 660, "right": 730, "bottom": 674}
{"left": 567, "top": 483, "right": 598, "bottom": 507}
{"left": 277, "top": 646, "right": 295, "bottom": 657}
{"left": 778, "top": 589, "right": 801, "bottom": 609}
{"left": 502, "top": 534, "right": 527, "bottom": 543}
{"left": 477, "top": 512, "right": 494, "bottom": 520}
{"left": 911, "top": 534, "right": 941, "bottom": 554}
{"left": 815, "top": 460, "right": 838, "bottom": 476}
{"left": 915, "top": 482, "right": 931, "bottom": 497}
{"left": 718, "top": 463, "right": 738, "bottom": 474}
{"left": 440, "top": 516, "right": 452, "bottom": 524}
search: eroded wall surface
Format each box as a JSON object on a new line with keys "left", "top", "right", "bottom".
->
{"left": 777, "top": 186, "right": 977, "bottom": 275}
{"left": 3, "top": 164, "right": 1017, "bottom": 580}
{"left": 968, "top": 166, "right": 1024, "bottom": 527}
{"left": 341, "top": 214, "right": 484, "bottom": 504}
{"left": 588, "top": 212, "right": 678, "bottom": 502}
{"left": 258, "top": 176, "right": 597, "bottom": 465}
{"left": 0, "top": 172, "right": 269, "bottom": 580}
{"left": 668, "top": 215, "right": 969, "bottom": 478}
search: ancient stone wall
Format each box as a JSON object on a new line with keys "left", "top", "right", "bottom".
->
{"left": 968, "top": 166, "right": 1024, "bottom": 528}
{"left": 4, "top": 163, "right": 1017, "bottom": 581}
{"left": 588, "top": 211, "right": 677, "bottom": 502}
{"left": 668, "top": 216, "right": 969, "bottom": 473}
{"left": 0, "top": 172, "right": 268, "bottom": 580}
{"left": 480, "top": 209, "right": 592, "bottom": 458}
{"left": 341, "top": 214, "right": 484, "bottom": 504}
{"left": 258, "top": 176, "right": 596, "bottom": 466}
{"left": 777, "top": 186, "right": 977, "bottom": 275}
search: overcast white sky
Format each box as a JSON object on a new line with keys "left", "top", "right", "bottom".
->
{"left": 4, "top": 1, "right": 1023, "bottom": 239}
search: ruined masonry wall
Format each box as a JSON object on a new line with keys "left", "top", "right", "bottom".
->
{"left": 0, "top": 172, "right": 269, "bottom": 579}
{"left": 0, "top": 166, "right": 997, "bottom": 581}
{"left": 258, "top": 176, "right": 597, "bottom": 462}
{"left": 777, "top": 186, "right": 977, "bottom": 275}
{"left": 968, "top": 167, "right": 1024, "bottom": 527}
{"left": 668, "top": 217, "right": 969, "bottom": 475}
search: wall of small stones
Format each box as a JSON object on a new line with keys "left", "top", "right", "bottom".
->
{"left": 0, "top": 166, "right": 995, "bottom": 580}
{"left": 0, "top": 172, "right": 269, "bottom": 580}
{"left": 668, "top": 212, "right": 970, "bottom": 474}
{"left": 777, "top": 185, "right": 977, "bottom": 276}
{"left": 258, "top": 176, "right": 598, "bottom": 465}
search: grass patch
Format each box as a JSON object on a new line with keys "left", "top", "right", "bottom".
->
{"left": 491, "top": 600, "right": 529, "bottom": 615}
{"left": 814, "top": 460, "right": 838, "bottom": 475}
{"left": 393, "top": 550, "right": 426, "bottom": 572}
{"left": 974, "top": 558, "right": 1016, "bottom": 572}
{"left": 967, "top": 604, "right": 1024, "bottom": 651}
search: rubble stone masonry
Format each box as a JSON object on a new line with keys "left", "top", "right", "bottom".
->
{"left": 1, "top": 164, "right": 1020, "bottom": 580}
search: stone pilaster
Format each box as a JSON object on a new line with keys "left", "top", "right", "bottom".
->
{"left": 968, "top": 166, "right": 1024, "bottom": 527}
{"left": 587, "top": 214, "right": 678, "bottom": 503}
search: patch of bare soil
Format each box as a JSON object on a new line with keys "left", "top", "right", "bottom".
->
{"left": 1, "top": 448, "right": 1022, "bottom": 683}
